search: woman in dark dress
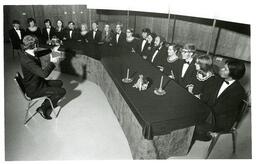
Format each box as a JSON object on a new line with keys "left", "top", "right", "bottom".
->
{"left": 55, "top": 19, "right": 65, "bottom": 41}
{"left": 143, "top": 32, "right": 156, "bottom": 60}
{"left": 25, "top": 18, "right": 42, "bottom": 43}
{"left": 125, "top": 28, "right": 140, "bottom": 54}
{"left": 165, "top": 44, "right": 183, "bottom": 80}
{"left": 77, "top": 23, "right": 89, "bottom": 43}
{"left": 185, "top": 54, "right": 215, "bottom": 99}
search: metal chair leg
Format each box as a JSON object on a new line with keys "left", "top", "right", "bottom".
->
{"left": 206, "top": 134, "right": 220, "bottom": 159}
{"left": 24, "top": 102, "right": 31, "bottom": 125}
{"left": 232, "top": 130, "right": 237, "bottom": 154}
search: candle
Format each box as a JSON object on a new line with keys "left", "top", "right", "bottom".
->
{"left": 159, "top": 75, "right": 163, "bottom": 90}
{"left": 126, "top": 68, "right": 130, "bottom": 79}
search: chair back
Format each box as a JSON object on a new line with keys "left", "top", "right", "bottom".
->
{"left": 14, "top": 72, "right": 29, "bottom": 100}
{"left": 233, "top": 99, "right": 250, "bottom": 129}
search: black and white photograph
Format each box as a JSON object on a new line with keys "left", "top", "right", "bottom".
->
{"left": 0, "top": 0, "right": 254, "bottom": 161}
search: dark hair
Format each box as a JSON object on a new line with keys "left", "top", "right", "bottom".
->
{"left": 23, "top": 35, "right": 38, "bottom": 50}
{"left": 12, "top": 20, "right": 20, "bottom": 25}
{"left": 116, "top": 22, "right": 123, "bottom": 29}
{"left": 44, "top": 19, "right": 51, "bottom": 26}
{"left": 226, "top": 59, "right": 246, "bottom": 80}
{"left": 27, "top": 18, "right": 36, "bottom": 24}
{"left": 142, "top": 28, "right": 151, "bottom": 34}
{"left": 68, "top": 21, "right": 75, "bottom": 25}
{"left": 56, "top": 19, "right": 64, "bottom": 28}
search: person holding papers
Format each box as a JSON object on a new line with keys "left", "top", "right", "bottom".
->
{"left": 20, "top": 35, "right": 66, "bottom": 120}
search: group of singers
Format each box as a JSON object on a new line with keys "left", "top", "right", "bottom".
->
{"left": 9, "top": 17, "right": 247, "bottom": 142}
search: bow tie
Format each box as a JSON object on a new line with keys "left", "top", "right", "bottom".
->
{"left": 224, "top": 80, "right": 229, "bottom": 85}
{"left": 117, "top": 33, "right": 120, "bottom": 35}
{"left": 184, "top": 60, "right": 190, "bottom": 64}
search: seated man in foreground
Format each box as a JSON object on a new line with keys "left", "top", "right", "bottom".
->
{"left": 193, "top": 59, "right": 246, "bottom": 141}
{"left": 20, "top": 35, "right": 66, "bottom": 120}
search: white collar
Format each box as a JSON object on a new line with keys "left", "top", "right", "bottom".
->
{"left": 14, "top": 27, "right": 20, "bottom": 31}
{"left": 224, "top": 79, "right": 235, "bottom": 86}
{"left": 25, "top": 49, "right": 35, "bottom": 56}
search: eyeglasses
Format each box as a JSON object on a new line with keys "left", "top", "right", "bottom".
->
{"left": 181, "top": 49, "right": 192, "bottom": 53}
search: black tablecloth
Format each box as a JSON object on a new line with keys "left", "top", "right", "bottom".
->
{"left": 42, "top": 41, "right": 211, "bottom": 139}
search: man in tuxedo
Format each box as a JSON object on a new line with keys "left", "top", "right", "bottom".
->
{"left": 63, "top": 21, "right": 78, "bottom": 41}
{"left": 87, "top": 21, "right": 102, "bottom": 44}
{"left": 174, "top": 43, "right": 197, "bottom": 87}
{"left": 41, "top": 19, "right": 56, "bottom": 44}
{"left": 139, "top": 28, "right": 151, "bottom": 56}
{"left": 8, "top": 20, "right": 26, "bottom": 54}
{"left": 148, "top": 35, "right": 168, "bottom": 71}
{"left": 193, "top": 59, "right": 246, "bottom": 141}
{"left": 112, "top": 22, "right": 126, "bottom": 48}
{"left": 86, "top": 21, "right": 102, "bottom": 59}
{"left": 20, "top": 35, "right": 66, "bottom": 120}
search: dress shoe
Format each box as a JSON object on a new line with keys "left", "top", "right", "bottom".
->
{"left": 36, "top": 107, "right": 52, "bottom": 120}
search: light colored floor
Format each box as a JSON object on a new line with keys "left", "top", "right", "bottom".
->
{"left": 4, "top": 43, "right": 251, "bottom": 160}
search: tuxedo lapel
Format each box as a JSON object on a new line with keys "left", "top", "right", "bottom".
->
{"left": 183, "top": 59, "right": 196, "bottom": 79}
{"left": 217, "top": 81, "right": 238, "bottom": 103}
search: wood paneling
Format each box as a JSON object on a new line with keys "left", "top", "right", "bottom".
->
{"left": 4, "top": 5, "right": 99, "bottom": 42}
{"left": 215, "top": 29, "right": 250, "bottom": 61}
{"left": 173, "top": 19, "right": 216, "bottom": 52}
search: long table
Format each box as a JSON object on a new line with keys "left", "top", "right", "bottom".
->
{"left": 40, "top": 42, "right": 211, "bottom": 159}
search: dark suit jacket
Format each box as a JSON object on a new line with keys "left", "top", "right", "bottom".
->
{"left": 175, "top": 58, "right": 197, "bottom": 88}
{"left": 41, "top": 27, "right": 56, "bottom": 44}
{"left": 9, "top": 28, "right": 26, "bottom": 49}
{"left": 201, "top": 75, "right": 246, "bottom": 131}
{"left": 138, "top": 39, "right": 150, "bottom": 56}
{"left": 148, "top": 46, "right": 168, "bottom": 68}
{"left": 20, "top": 49, "right": 55, "bottom": 97}
{"left": 63, "top": 28, "right": 79, "bottom": 41}
{"left": 55, "top": 28, "right": 65, "bottom": 40}
{"left": 112, "top": 32, "right": 126, "bottom": 48}
{"left": 86, "top": 29, "right": 102, "bottom": 44}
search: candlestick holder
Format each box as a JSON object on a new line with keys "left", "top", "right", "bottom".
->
{"left": 122, "top": 68, "right": 133, "bottom": 83}
{"left": 122, "top": 77, "right": 133, "bottom": 83}
{"left": 154, "top": 75, "right": 166, "bottom": 95}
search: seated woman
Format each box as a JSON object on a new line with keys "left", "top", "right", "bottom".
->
{"left": 77, "top": 23, "right": 89, "bottom": 43}
{"left": 142, "top": 32, "right": 156, "bottom": 60}
{"left": 101, "top": 23, "right": 113, "bottom": 44}
{"left": 185, "top": 54, "right": 215, "bottom": 99}
{"left": 55, "top": 19, "right": 65, "bottom": 41}
{"left": 125, "top": 28, "right": 139, "bottom": 54}
{"left": 164, "top": 44, "right": 183, "bottom": 80}
{"left": 25, "top": 18, "right": 42, "bottom": 43}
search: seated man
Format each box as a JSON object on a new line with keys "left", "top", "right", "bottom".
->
{"left": 175, "top": 43, "right": 197, "bottom": 88}
{"left": 8, "top": 20, "right": 25, "bottom": 52}
{"left": 148, "top": 35, "right": 168, "bottom": 71}
{"left": 63, "top": 21, "right": 79, "bottom": 41}
{"left": 139, "top": 28, "right": 151, "bottom": 56}
{"left": 20, "top": 35, "right": 66, "bottom": 120}
{"left": 86, "top": 21, "right": 102, "bottom": 44}
{"left": 193, "top": 59, "right": 246, "bottom": 141}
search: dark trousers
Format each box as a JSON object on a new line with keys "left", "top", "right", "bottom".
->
{"left": 31, "top": 80, "right": 66, "bottom": 114}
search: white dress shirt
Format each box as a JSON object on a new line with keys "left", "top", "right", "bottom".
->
{"left": 141, "top": 39, "right": 147, "bottom": 52}
{"left": 217, "top": 79, "right": 235, "bottom": 98}
{"left": 181, "top": 58, "right": 193, "bottom": 78}
{"left": 151, "top": 48, "right": 160, "bottom": 63}
{"left": 116, "top": 33, "right": 120, "bottom": 43}
{"left": 93, "top": 30, "right": 97, "bottom": 39}
{"left": 69, "top": 30, "right": 73, "bottom": 38}
{"left": 14, "top": 28, "right": 22, "bottom": 40}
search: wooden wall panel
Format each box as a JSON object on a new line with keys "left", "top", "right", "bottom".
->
{"left": 135, "top": 15, "right": 153, "bottom": 36}
{"left": 173, "top": 19, "right": 216, "bottom": 52}
{"left": 215, "top": 29, "right": 250, "bottom": 61}
{"left": 4, "top": 5, "right": 99, "bottom": 41}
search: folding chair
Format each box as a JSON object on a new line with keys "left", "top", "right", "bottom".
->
{"left": 206, "top": 98, "right": 250, "bottom": 158}
{"left": 14, "top": 72, "right": 58, "bottom": 125}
